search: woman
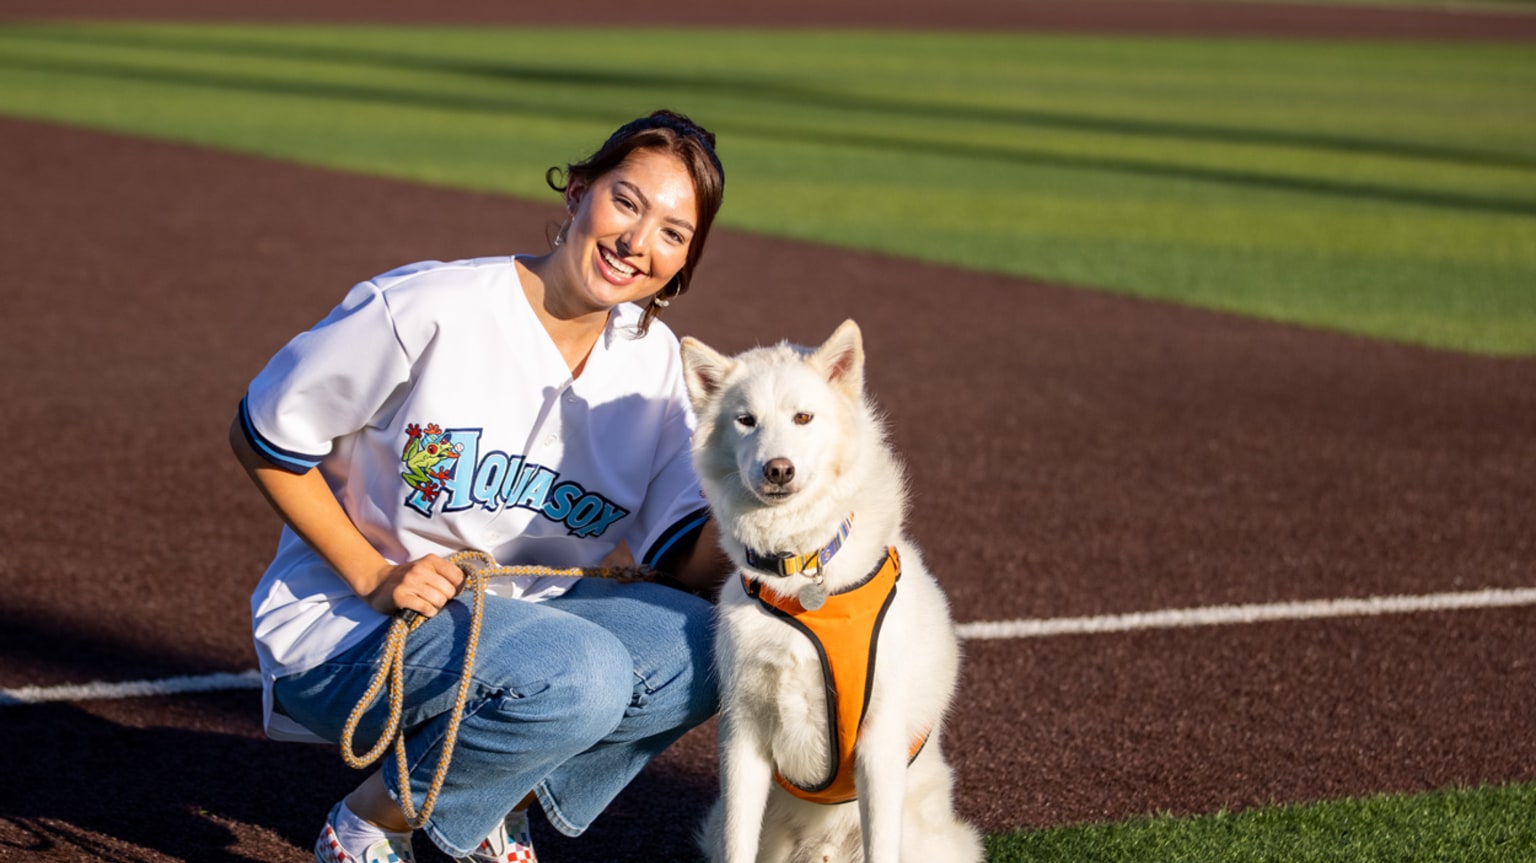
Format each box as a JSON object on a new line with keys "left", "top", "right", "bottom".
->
{"left": 229, "top": 110, "right": 729, "bottom": 863}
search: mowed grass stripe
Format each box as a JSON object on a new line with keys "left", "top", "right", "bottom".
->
{"left": 986, "top": 782, "right": 1536, "bottom": 862}
{"left": 0, "top": 23, "right": 1532, "bottom": 354}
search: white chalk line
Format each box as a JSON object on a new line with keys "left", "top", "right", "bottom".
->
{"left": 955, "top": 586, "right": 1536, "bottom": 640}
{"left": 0, "top": 669, "right": 262, "bottom": 706}
{"left": 6, "top": 587, "right": 1536, "bottom": 706}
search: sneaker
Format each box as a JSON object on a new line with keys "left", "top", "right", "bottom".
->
{"left": 462, "top": 808, "right": 537, "bottom": 863}
{"left": 315, "top": 801, "right": 417, "bottom": 863}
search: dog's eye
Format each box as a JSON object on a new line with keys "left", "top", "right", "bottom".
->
{"left": 736, "top": 414, "right": 757, "bottom": 428}
{"left": 793, "top": 412, "right": 814, "bottom": 426}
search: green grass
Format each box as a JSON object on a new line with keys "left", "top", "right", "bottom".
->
{"left": 0, "top": 23, "right": 1533, "bottom": 353}
{"left": 986, "top": 782, "right": 1536, "bottom": 862}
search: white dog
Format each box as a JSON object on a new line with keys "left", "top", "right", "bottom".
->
{"left": 681, "top": 320, "right": 983, "bottom": 863}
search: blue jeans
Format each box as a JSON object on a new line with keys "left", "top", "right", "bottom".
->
{"left": 272, "top": 578, "right": 718, "bottom": 857}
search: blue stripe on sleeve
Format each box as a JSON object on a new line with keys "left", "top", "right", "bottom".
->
{"left": 643, "top": 506, "right": 712, "bottom": 570}
{"left": 238, "top": 396, "right": 324, "bottom": 474}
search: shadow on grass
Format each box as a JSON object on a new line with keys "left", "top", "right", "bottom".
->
{"left": 2, "top": 24, "right": 1534, "bottom": 219}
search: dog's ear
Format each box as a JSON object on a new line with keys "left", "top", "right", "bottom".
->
{"left": 811, "top": 319, "right": 865, "bottom": 399}
{"left": 680, "top": 337, "right": 736, "bottom": 412}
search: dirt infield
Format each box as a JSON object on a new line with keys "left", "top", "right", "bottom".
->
{"left": 3, "top": 2, "right": 1536, "bottom": 861}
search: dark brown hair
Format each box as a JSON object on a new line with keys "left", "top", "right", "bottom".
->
{"left": 546, "top": 110, "right": 725, "bottom": 334}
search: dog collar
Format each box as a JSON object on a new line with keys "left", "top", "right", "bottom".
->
{"left": 744, "top": 514, "right": 855, "bottom": 578}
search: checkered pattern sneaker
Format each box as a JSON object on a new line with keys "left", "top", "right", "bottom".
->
{"left": 314, "top": 802, "right": 417, "bottom": 863}
{"left": 462, "top": 808, "right": 537, "bottom": 863}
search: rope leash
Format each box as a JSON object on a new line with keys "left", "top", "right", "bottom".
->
{"left": 337, "top": 550, "right": 658, "bottom": 829}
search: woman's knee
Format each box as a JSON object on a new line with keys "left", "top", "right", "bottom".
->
{"left": 589, "top": 584, "right": 718, "bottom": 725}
{"left": 675, "top": 602, "right": 720, "bottom": 722}
{"left": 561, "top": 626, "right": 635, "bottom": 715}
{"left": 482, "top": 616, "right": 634, "bottom": 738}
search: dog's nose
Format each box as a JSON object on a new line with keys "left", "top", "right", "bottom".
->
{"left": 764, "top": 458, "right": 795, "bottom": 486}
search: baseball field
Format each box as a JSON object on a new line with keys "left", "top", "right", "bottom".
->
{"left": 2, "top": 1, "right": 1534, "bottom": 860}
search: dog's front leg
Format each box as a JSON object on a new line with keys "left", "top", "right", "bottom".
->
{"left": 719, "top": 710, "right": 775, "bottom": 863}
{"left": 855, "top": 705, "right": 910, "bottom": 863}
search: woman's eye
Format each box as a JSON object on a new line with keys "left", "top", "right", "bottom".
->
{"left": 665, "top": 229, "right": 686, "bottom": 245}
{"left": 615, "top": 195, "right": 636, "bottom": 212}
{"left": 793, "top": 412, "right": 814, "bottom": 425}
{"left": 736, "top": 414, "right": 757, "bottom": 428}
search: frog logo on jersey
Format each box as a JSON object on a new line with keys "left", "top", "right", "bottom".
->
{"left": 400, "top": 424, "right": 630, "bottom": 538}
{"left": 400, "top": 423, "right": 464, "bottom": 506}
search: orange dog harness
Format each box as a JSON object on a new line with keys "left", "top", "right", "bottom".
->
{"left": 744, "top": 547, "right": 929, "bottom": 805}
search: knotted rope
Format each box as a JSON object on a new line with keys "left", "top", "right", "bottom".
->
{"left": 337, "top": 550, "right": 657, "bottom": 829}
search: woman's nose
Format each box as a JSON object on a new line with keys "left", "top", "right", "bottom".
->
{"left": 619, "top": 224, "right": 651, "bottom": 256}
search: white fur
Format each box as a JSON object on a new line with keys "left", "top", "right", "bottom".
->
{"left": 682, "top": 320, "right": 983, "bottom": 863}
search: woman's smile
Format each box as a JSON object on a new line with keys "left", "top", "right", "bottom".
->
{"left": 597, "top": 244, "right": 643, "bottom": 283}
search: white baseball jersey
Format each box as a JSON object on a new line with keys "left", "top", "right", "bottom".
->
{"left": 240, "top": 256, "right": 708, "bottom": 740}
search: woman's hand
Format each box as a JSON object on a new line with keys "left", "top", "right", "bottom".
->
{"left": 365, "top": 554, "right": 466, "bottom": 618}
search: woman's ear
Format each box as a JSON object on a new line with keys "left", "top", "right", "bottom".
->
{"left": 565, "top": 177, "right": 588, "bottom": 213}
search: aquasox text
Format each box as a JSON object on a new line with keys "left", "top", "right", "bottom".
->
{"left": 399, "top": 423, "right": 628, "bottom": 537}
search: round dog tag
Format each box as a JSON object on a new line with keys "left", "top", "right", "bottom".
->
{"left": 798, "top": 581, "right": 828, "bottom": 611}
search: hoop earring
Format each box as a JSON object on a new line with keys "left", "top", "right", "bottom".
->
{"left": 553, "top": 218, "right": 571, "bottom": 247}
{"left": 651, "top": 283, "right": 677, "bottom": 309}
